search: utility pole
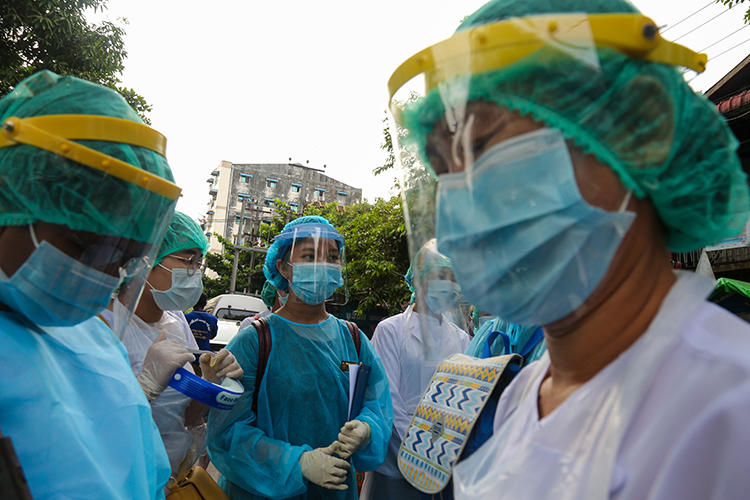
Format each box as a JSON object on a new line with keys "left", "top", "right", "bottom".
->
{"left": 229, "top": 198, "right": 247, "bottom": 293}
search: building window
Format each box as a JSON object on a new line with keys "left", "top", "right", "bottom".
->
{"left": 266, "top": 178, "right": 278, "bottom": 188}
{"left": 264, "top": 198, "right": 275, "bottom": 207}
{"left": 292, "top": 185, "right": 301, "bottom": 192}
{"left": 314, "top": 188, "right": 326, "bottom": 199}
{"left": 240, "top": 173, "right": 252, "bottom": 184}
{"left": 238, "top": 194, "right": 251, "bottom": 203}
{"left": 290, "top": 202, "right": 298, "bottom": 213}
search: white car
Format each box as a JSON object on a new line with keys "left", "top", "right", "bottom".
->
{"left": 204, "top": 294, "right": 269, "bottom": 349}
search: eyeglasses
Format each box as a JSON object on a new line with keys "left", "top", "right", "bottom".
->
{"left": 163, "top": 254, "right": 203, "bottom": 276}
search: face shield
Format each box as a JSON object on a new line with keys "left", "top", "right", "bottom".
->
{"left": 388, "top": 14, "right": 706, "bottom": 326}
{"left": 272, "top": 222, "right": 348, "bottom": 306}
{"left": 0, "top": 113, "right": 180, "bottom": 336}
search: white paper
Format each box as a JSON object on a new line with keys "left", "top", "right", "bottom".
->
{"left": 347, "top": 363, "right": 359, "bottom": 419}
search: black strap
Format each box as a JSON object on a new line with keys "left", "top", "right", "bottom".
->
{"left": 251, "top": 317, "right": 271, "bottom": 415}
{"left": 0, "top": 428, "right": 33, "bottom": 500}
{"left": 344, "top": 320, "right": 361, "bottom": 357}
{"left": 251, "top": 318, "right": 360, "bottom": 415}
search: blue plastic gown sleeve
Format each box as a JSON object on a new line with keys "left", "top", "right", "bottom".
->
{"left": 206, "top": 325, "right": 311, "bottom": 499}
{"left": 0, "top": 313, "right": 171, "bottom": 499}
{"left": 350, "top": 333, "right": 394, "bottom": 472}
{"left": 465, "top": 319, "right": 498, "bottom": 357}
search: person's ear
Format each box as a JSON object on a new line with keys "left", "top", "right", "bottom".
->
{"left": 277, "top": 259, "right": 291, "bottom": 281}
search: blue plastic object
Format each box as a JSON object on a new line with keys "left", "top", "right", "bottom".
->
{"left": 168, "top": 367, "right": 243, "bottom": 410}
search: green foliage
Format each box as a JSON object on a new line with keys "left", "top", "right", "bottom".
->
{"left": 372, "top": 112, "right": 395, "bottom": 177}
{"left": 203, "top": 233, "right": 268, "bottom": 298}
{"left": 716, "top": 0, "right": 750, "bottom": 23}
{"left": 203, "top": 197, "right": 412, "bottom": 318}
{"left": 0, "top": 0, "right": 152, "bottom": 123}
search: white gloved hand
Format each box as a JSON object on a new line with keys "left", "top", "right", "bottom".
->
{"left": 299, "top": 445, "right": 350, "bottom": 490}
{"left": 199, "top": 348, "right": 243, "bottom": 383}
{"left": 334, "top": 420, "right": 371, "bottom": 459}
{"left": 137, "top": 330, "right": 194, "bottom": 401}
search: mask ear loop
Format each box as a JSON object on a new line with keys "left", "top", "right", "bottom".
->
{"left": 618, "top": 189, "right": 634, "bottom": 213}
{"left": 146, "top": 262, "right": 173, "bottom": 292}
{"left": 28, "top": 224, "right": 40, "bottom": 248}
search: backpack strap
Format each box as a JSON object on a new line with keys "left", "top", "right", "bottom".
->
{"left": 251, "top": 317, "right": 271, "bottom": 415}
{"left": 251, "top": 318, "right": 358, "bottom": 414}
{"left": 344, "top": 320, "right": 361, "bottom": 357}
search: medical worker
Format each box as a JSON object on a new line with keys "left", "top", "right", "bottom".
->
{"left": 363, "top": 239, "right": 469, "bottom": 499}
{"left": 387, "top": 0, "right": 750, "bottom": 498}
{"left": 207, "top": 215, "right": 393, "bottom": 499}
{"left": 0, "top": 70, "right": 179, "bottom": 498}
{"left": 102, "top": 211, "right": 243, "bottom": 475}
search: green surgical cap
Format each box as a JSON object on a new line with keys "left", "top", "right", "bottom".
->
{"left": 405, "top": 238, "right": 454, "bottom": 299}
{"left": 155, "top": 211, "right": 209, "bottom": 266}
{"left": 261, "top": 280, "right": 278, "bottom": 309}
{"left": 403, "top": 0, "right": 750, "bottom": 252}
{"left": 0, "top": 70, "right": 176, "bottom": 242}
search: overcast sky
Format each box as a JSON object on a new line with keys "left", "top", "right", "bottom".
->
{"left": 92, "top": 0, "right": 750, "bottom": 220}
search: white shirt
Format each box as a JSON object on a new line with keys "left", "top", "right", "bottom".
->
{"left": 102, "top": 307, "right": 199, "bottom": 474}
{"left": 372, "top": 304, "right": 470, "bottom": 477}
{"left": 454, "top": 272, "right": 750, "bottom": 499}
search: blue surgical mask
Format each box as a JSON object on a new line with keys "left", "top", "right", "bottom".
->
{"left": 289, "top": 262, "right": 343, "bottom": 305}
{"left": 424, "top": 279, "right": 459, "bottom": 314}
{"left": 0, "top": 226, "right": 121, "bottom": 326}
{"left": 149, "top": 264, "right": 203, "bottom": 311}
{"left": 436, "top": 128, "right": 634, "bottom": 326}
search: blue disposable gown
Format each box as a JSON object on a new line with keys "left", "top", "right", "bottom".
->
{"left": 207, "top": 313, "right": 393, "bottom": 499}
{"left": 0, "top": 311, "right": 171, "bottom": 499}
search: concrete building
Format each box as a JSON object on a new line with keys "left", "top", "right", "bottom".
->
{"left": 203, "top": 160, "right": 362, "bottom": 252}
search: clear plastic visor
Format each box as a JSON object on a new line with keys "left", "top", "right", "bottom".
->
{"left": 273, "top": 225, "right": 348, "bottom": 306}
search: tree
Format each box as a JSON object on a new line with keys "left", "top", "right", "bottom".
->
{"left": 372, "top": 112, "right": 395, "bottom": 177}
{"left": 0, "top": 0, "right": 152, "bottom": 122}
{"left": 716, "top": 0, "right": 750, "bottom": 23}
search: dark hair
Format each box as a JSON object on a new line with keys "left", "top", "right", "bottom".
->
{"left": 194, "top": 292, "right": 207, "bottom": 310}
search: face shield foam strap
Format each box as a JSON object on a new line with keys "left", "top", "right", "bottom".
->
{"left": 271, "top": 222, "right": 345, "bottom": 247}
{"left": 388, "top": 13, "right": 707, "bottom": 122}
{"left": 0, "top": 114, "right": 180, "bottom": 200}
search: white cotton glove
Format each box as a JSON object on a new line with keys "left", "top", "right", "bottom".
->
{"left": 198, "top": 348, "right": 243, "bottom": 383}
{"left": 334, "top": 420, "right": 371, "bottom": 459}
{"left": 299, "top": 445, "right": 350, "bottom": 490}
{"left": 137, "top": 331, "right": 194, "bottom": 402}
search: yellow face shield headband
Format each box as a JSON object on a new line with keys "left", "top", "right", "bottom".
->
{"left": 0, "top": 114, "right": 181, "bottom": 200}
{"left": 388, "top": 13, "right": 707, "bottom": 123}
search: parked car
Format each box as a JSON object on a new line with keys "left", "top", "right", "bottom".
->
{"left": 204, "top": 294, "right": 268, "bottom": 349}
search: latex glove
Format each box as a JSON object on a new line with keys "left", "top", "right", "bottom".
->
{"left": 138, "top": 331, "right": 194, "bottom": 402}
{"left": 334, "top": 420, "right": 371, "bottom": 459}
{"left": 299, "top": 445, "right": 350, "bottom": 490}
{"left": 199, "top": 348, "right": 243, "bottom": 383}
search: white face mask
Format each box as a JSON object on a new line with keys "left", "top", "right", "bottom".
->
{"left": 149, "top": 264, "right": 203, "bottom": 311}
